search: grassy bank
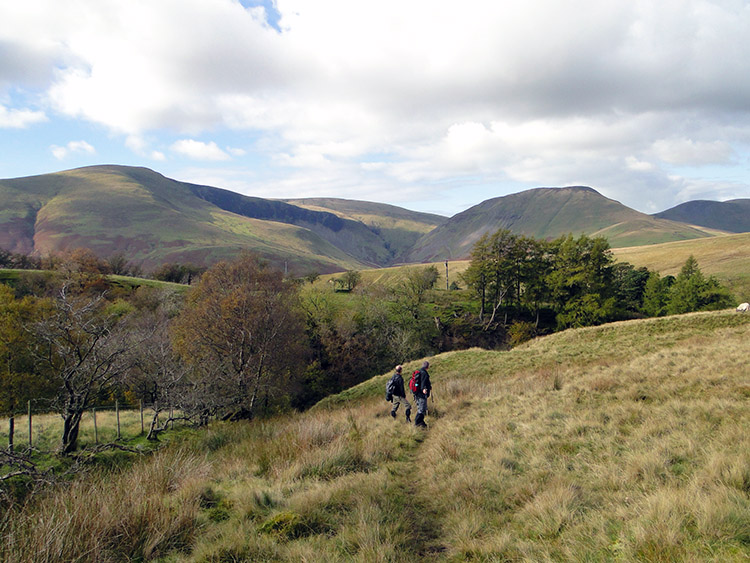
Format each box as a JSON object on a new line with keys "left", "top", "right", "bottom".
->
{"left": 2, "top": 309, "right": 749, "bottom": 561}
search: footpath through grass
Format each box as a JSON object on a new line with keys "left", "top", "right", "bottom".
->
{"left": 2, "top": 309, "right": 750, "bottom": 561}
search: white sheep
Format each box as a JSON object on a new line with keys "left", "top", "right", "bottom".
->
{"left": 737, "top": 302, "right": 750, "bottom": 312}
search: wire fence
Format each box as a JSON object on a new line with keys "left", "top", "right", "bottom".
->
{"left": 1, "top": 400, "right": 181, "bottom": 454}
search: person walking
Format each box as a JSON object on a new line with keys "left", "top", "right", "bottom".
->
{"left": 387, "top": 365, "right": 411, "bottom": 422}
{"left": 411, "top": 360, "right": 432, "bottom": 428}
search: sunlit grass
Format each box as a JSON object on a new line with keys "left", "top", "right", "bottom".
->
{"left": 2, "top": 309, "right": 750, "bottom": 561}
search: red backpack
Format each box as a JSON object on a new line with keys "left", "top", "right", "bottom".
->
{"left": 409, "top": 370, "right": 420, "bottom": 393}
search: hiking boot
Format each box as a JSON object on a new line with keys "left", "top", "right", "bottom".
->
{"left": 405, "top": 409, "right": 411, "bottom": 423}
{"left": 390, "top": 410, "right": 396, "bottom": 418}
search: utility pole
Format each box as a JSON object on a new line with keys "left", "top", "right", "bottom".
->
{"left": 445, "top": 260, "right": 449, "bottom": 290}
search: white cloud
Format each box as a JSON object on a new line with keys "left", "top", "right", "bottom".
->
{"left": 4, "top": 0, "right": 750, "bottom": 213}
{"left": 50, "top": 140, "right": 95, "bottom": 160}
{"left": 171, "top": 139, "right": 231, "bottom": 161}
{"left": 0, "top": 104, "right": 46, "bottom": 128}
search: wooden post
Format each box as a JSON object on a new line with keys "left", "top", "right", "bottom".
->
{"left": 8, "top": 416, "right": 13, "bottom": 453}
{"left": 170, "top": 406, "right": 174, "bottom": 429}
{"left": 93, "top": 408, "right": 98, "bottom": 444}
{"left": 116, "top": 400, "right": 121, "bottom": 440}
{"left": 445, "top": 260, "right": 449, "bottom": 290}
{"left": 140, "top": 400, "right": 144, "bottom": 435}
{"left": 28, "top": 400, "right": 32, "bottom": 450}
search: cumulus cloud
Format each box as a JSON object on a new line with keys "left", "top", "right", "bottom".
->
{"left": 0, "top": 104, "right": 46, "bottom": 128}
{"left": 171, "top": 139, "right": 231, "bottom": 161}
{"left": 50, "top": 140, "right": 96, "bottom": 160}
{"left": 3, "top": 0, "right": 750, "bottom": 212}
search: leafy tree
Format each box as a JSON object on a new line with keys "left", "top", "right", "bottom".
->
{"left": 106, "top": 252, "right": 130, "bottom": 276}
{"left": 641, "top": 272, "right": 672, "bottom": 317}
{"left": 461, "top": 233, "right": 492, "bottom": 321}
{"left": 0, "top": 285, "right": 54, "bottom": 452}
{"left": 548, "top": 234, "right": 616, "bottom": 329}
{"left": 172, "top": 253, "right": 307, "bottom": 421}
{"left": 666, "top": 256, "right": 733, "bottom": 314}
{"left": 334, "top": 270, "right": 362, "bottom": 292}
{"left": 612, "top": 263, "right": 650, "bottom": 315}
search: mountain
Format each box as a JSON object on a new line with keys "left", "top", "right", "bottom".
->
{"left": 0, "top": 165, "right": 435, "bottom": 274}
{"left": 402, "top": 186, "right": 719, "bottom": 262}
{"left": 653, "top": 199, "right": 750, "bottom": 233}
{"left": 282, "top": 197, "right": 447, "bottom": 261}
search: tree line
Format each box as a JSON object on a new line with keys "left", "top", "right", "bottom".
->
{"left": 1, "top": 232, "right": 735, "bottom": 458}
{"left": 461, "top": 229, "right": 733, "bottom": 334}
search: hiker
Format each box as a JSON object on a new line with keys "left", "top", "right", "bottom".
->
{"left": 387, "top": 365, "right": 411, "bottom": 422}
{"left": 411, "top": 360, "right": 432, "bottom": 428}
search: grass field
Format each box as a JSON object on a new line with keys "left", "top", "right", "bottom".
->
{"left": 2, "top": 308, "right": 749, "bottom": 561}
{"left": 0, "top": 406, "right": 184, "bottom": 453}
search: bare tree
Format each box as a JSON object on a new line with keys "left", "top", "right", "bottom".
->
{"left": 32, "top": 283, "right": 137, "bottom": 454}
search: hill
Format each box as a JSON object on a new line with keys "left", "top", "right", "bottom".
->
{"left": 283, "top": 197, "right": 447, "bottom": 262}
{"left": 0, "top": 165, "right": 431, "bottom": 274}
{"left": 403, "top": 186, "right": 719, "bottom": 263}
{"left": 654, "top": 199, "right": 750, "bottom": 233}
{"left": 3, "top": 309, "right": 749, "bottom": 561}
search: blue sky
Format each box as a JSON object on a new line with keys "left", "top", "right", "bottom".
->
{"left": 2, "top": 0, "right": 749, "bottom": 217}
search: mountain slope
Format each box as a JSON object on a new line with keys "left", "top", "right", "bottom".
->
{"left": 283, "top": 197, "right": 447, "bottom": 261}
{"left": 403, "top": 186, "right": 718, "bottom": 262}
{"left": 653, "top": 199, "right": 750, "bottom": 233}
{"left": 0, "top": 165, "right": 416, "bottom": 273}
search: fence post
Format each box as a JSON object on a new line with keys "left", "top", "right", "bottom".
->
{"left": 8, "top": 416, "right": 13, "bottom": 453}
{"left": 93, "top": 408, "right": 98, "bottom": 444}
{"left": 28, "top": 400, "right": 32, "bottom": 450}
{"left": 140, "top": 399, "right": 144, "bottom": 435}
{"left": 170, "top": 406, "right": 174, "bottom": 429}
{"left": 116, "top": 400, "right": 121, "bottom": 440}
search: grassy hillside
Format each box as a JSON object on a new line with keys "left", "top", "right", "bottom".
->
{"left": 404, "top": 186, "right": 717, "bottom": 263}
{"left": 0, "top": 166, "right": 399, "bottom": 274}
{"left": 284, "top": 197, "right": 447, "bottom": 261}
{"left": 3, "top": 310, "right": 749, "bottom": 561}
{"left": 613, "top": 231, "right": 750, "bottom": 300}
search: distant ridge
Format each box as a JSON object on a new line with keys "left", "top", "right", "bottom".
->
{"left": 653, "top": 199, "right": 750, "bottom": 233}
{"left": 403, "top": 186, "right": 717, "bottom": 262}
{"left": 0, "top": 166, "right": 731, "bottom": 272}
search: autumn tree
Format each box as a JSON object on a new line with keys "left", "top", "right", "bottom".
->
{"left": 0, "top": 285, "right": 53, "bottom": 452}
{"left": 172, "top": 253, "right": 307, "bottom": 421}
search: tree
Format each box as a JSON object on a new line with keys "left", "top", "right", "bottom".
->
{"left": 122, "top": 289, "right": 188, "bottom": 440}
{"left": 666, "top": 256, "right": 733, "bottom": 314}
{"left": 641, "top": 272, "right": 671, "bottom": 317}
{"left": 547, "top": 234, "right": 617, "bottom": 329}
{"left": 0, "top": 285, "right": 53, "bottom": 452}
{"left": 31, "top": 282, "right": 136, "bottom": 454}
{"left": 334, "top": 270, "right": 362, "bottom": 292}
{"left": 172, "top": 254, "right": 307, "bottom": 421}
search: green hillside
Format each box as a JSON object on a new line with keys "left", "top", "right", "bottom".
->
{"left": 0, "top": 166, "right": 391, "bottom": 274}
{"left": 404, "top": 186, "right": 718, "bottom": 262}
{"left": 284, "top": 197, "right": 447, "bottom": 261}
{"left": 4, "top": 309, "right": 749, "bottom": 561}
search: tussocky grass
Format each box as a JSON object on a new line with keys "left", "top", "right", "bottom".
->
{"left": 2, "top": 308, "right": 749, "bottom": 562}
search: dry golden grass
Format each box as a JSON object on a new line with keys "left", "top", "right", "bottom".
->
{"left": 2, "top": 309, "right": 750, "bottom": 561}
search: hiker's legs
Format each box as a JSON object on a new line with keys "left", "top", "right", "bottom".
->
{"left": 414, "top": 394, "right": 428, "bottom": 427}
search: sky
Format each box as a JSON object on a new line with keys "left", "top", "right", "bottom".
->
{"left": 2, "top": 0, "right": 750, "bottom": 217}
